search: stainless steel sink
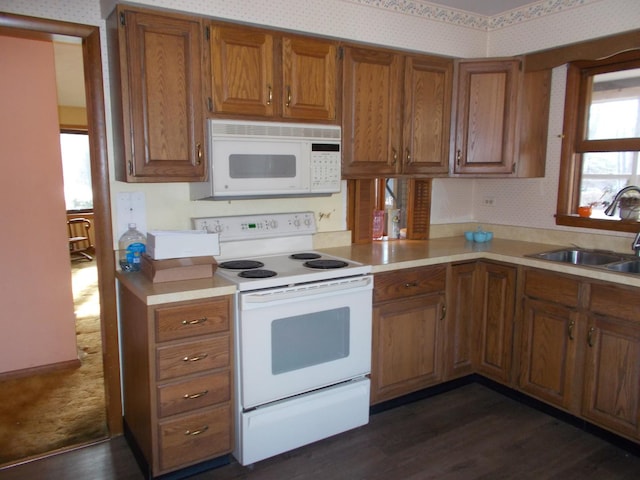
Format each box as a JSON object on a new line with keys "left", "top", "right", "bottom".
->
{"left": 605, "top": 260, "right": 640, "bottom": 274}
{"left": 528, "top": 249, "right": 625, "bottom": 266}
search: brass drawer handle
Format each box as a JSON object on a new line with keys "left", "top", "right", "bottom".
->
{"left": 184, "top": 425, "right": 209, "bottom": 436}
{"left": 267, "top": 84, "right": 272, "bottom": 105}
{"left": 196, "top": 142, "right": 202, "bottom": 165}
{"left": 568, "top": 320, "right": 575, "bottom": 340}
{"left": 587, "top": 327, "right": 596, "bottom": 347}
{"left": 184, "top": 390, "right": 209, "bottom": 400}
{"left": 286, "top": 85, "right": 292, "bottom": 107}
{"left": 182, "top": 353, "right": 208, "bottom": 362}
{"left": 440, "top": 305, "right": 447, "bottom": 321}
{"left": 182, "top": 317, "right": 208, "bottom": 326}
{"left": 404, "top": 282, "right": 418, "bottom": 288}
{"left": 391, "top": 148, "right": 398, "bottom": 165}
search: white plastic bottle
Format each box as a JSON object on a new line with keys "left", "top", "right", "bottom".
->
{"left": 118, "top": 223, "right": 146, "bottom": 272}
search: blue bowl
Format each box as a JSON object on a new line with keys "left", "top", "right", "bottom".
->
{"left": 473, "top": 231, "right": 488, "bottom": 242}
{"left": 464, "top": 231, "right": 474, "bottom": 241}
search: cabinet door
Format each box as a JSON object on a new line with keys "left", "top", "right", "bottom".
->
{"left": 453, "top": 59, "right": 520, "bottom": 175}
{"left": 475, "top": 262, "right": 516, "bottom": 384}
{"left": 118, "top": 9, "right": 205, "bottom": 181}
{"left": 342, "top": 46, "right": 403, "bottom": 177}
{"left": 282, "top": 36, "right": 337, "bottom": 121}
{"left": 402, "top": 55, "right": 452, "bottom": 175}
{"left": 583, "top": 314, "right": 640, "bottom": 439}
{"left": 371, "top": 294, "right": 445, "bottom": 404}
{"left": 210, "top": 25, "right": 275, "bottom": 116}
{"left": 446, "top": 263, "right": 477, "bottom": 379}
{"left": 519, "top": 298, "right": 580, "bottom": 409}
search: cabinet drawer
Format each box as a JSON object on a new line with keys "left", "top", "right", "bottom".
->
{"left": 158, "top": 404, "right": 232, "bottom": 471}
{"left": 156, "top": 336, "right": 230, "bottom": 381}
{"left": 157, "top": 371, "right": 231, "bottom": 418}
{"left": 524, "top": 269, "right": 580, "bottom": 307}
{"left": 589, "top": 283, "right": 640, "bottom": 323}
{"left": 155, "top": 298, "right": 230, "bottom": 343}
{"left": 374, "top": 265, "right": 446, "bottom": 304}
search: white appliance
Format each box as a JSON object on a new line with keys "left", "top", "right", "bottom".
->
{"left": 192, "top": 212, "right": 373, "bottom": 466}
{"left": 190, "top": 120, "right": 342, "bottom": 200}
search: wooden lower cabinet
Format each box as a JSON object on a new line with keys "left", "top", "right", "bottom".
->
{"left": 518, "top": 269, "right": 582, "bottom": 410}
{"left": 446, "top": 262, "right": 477, "bottom": 379}
{"left": 583, "top": 283, "right": 640, "bottom": 440}
{"left": 474, "top": 261, "right": 517, "bottom": 384}
{"left": 371, "top": 265, "right": 446, "bottom": 404}
{"left": 517, "top": 269, "right": 640, "bottom": 443}
{"left": 118, "top": 284, "right": 233, "bottom": 477}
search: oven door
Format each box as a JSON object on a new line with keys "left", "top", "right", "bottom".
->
{"left": 237, "top": 275, "right": 373, "bottom": 409}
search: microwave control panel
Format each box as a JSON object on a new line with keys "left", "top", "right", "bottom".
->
{"left": 310, "top": 144, "right": 341, "bottom": 193}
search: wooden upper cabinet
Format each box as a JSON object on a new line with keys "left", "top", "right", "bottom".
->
{"left": 111, "top": 7, "right": 206, "bottom": 182}
{"left": 282, "top": 36, "right": 337, "bottom": 120}
{"left": 209, "top": 25, "right": 338, "bottom": 121}
{"left": 452, "top": 58, "right": 549, "bottom": 177}
{"left": 210, "top": 25, "right": 275, "bottom": 117}
{"left": 453, "top": 59, "right": 520, "bottom": 175}
{"left": 342, "top": 46, "right": 452, "bottom": 177}
{"left": 402, "top": 55, "right": 452, "bottom": 175}
{"left": 342, "top": 46, "right": 403, "bottom": 177}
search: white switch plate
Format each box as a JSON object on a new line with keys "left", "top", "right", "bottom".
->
{"left": 116, "top": 192, "right": 147, "bottom": 238}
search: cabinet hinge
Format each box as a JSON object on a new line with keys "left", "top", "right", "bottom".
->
{"left": 519, "top": 59, "right": 523, "bottom": 71}
{"left": 338, "top": 47, "right": 344, "bottom": 60}
{"left": 119, "top": 12, "right": 126, "bottom": 26}
{"left": 512, "top": 162, "right": 516, "bottom": 174}
{"left": 128, "top": 160, "right": 133, "bottom": 175}
{"left": 205, "top": 25, "right": 210, "bottom": 41}
{"left": 207, "top": 97, "right": 213, "bottom": 112}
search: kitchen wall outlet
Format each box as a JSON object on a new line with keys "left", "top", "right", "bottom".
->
{"left": 482, "top": 196, "right": 496, "bottom": 207}
{"left": 116, "top": 192, "right": 147, "bottom": 238}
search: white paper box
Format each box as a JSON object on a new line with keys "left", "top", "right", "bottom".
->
{"left": 146, "top": 230, "right": 220, "bottom": 260}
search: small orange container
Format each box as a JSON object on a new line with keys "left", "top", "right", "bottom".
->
{"left": 578, "top": 205, "right": 592, "bottom": 217}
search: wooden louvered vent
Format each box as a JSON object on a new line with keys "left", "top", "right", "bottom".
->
{"left": 406, "top": 178, "right": 431, "bottom": 240}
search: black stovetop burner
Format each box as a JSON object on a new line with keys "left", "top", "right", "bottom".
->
{"left": 219, "top": 260, "right": 264, "bottom": 270}
{"left": 303, "top": 259, "right": 349, "bottom": 269}
{"left": 238, "top": 269, "right": 277, "bottom": 279}
{"left": 289, "top": 252, "right": 322, "bottom": 260}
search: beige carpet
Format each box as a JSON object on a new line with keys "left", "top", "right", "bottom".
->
{"left": 0, "top": 260, "right": 107, "bottom": 466}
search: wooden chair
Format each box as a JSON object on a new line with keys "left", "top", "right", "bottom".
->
{"left": 68, "top": 218, "right": 93, "bottom": 261}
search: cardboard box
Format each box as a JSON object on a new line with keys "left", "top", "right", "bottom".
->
{"left": 147, "top": 230, "right": 220, "bottom": 260}
{"left": 141, "top": 254, "right": 217, "bottom": 283}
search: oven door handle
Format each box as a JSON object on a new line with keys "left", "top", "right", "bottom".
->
{"left": 240, "top": 275, "right": 373, "bottom": 306}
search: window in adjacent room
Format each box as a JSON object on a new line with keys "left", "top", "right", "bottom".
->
{"left": 60, "top": 130, "right": 93, "bottom": 211}
{"left": 556, "top": 50, "right": 640, "bottom": 232}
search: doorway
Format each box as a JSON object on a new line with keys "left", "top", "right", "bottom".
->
{"left": 0, "top": 12, "right": 121, "bottom": 462}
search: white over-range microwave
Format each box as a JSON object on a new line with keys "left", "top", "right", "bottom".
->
{"left": 190, "top": 119, "right": 342, "bottom": 200}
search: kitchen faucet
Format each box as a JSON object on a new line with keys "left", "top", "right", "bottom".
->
{"left": 603, "top": 186, "right": 640, "bottom": 256}
{"left": 604, "top": 185, "right": 640, "bottom": 216}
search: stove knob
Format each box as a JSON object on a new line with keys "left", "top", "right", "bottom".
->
{"left": 303, "top": 217, "right": 312, "bottom": 226}
{"left": 293, "top": 218, "right": 301, "bottom": 227}
{"left": 268, "top": 219, "right": 277, "bottom": 229}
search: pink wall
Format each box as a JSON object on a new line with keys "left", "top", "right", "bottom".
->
{"left": 0, "top": 36, "right": 78, "bottom": 373}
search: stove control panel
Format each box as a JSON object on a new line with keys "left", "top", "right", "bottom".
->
{"left": 192, "top": 212, "right": 316, "bottom": 242}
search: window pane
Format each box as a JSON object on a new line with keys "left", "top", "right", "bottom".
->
{"left": 580, "top": 151, "right": 640, "bottom": 217}
{"left": 587, "top": 68, "right": 640, "bottom": 140}
{"left": 60, "top": 133, "right": 92, "bottom": 210}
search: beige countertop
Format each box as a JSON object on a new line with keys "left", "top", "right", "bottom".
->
{"left": 116, "top": 269, "right": 236, "bottom": 306}
{"left": 118, "top": 237, "right": 639, "bottom": 305}
{"left": 319, "top": 237, "right": 640, "bottom": 287}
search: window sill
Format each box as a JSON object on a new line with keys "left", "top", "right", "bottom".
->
{"left": 556, "top": 214, "right": 640, "bottom": 233}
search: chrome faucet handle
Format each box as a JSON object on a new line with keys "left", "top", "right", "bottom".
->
{"left": 633, "top": 232, "right": 640, "bottom": 257}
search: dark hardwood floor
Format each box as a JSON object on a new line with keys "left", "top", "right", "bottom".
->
{"left": 2, "top": 383, "right": 639, "bottom": 479}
